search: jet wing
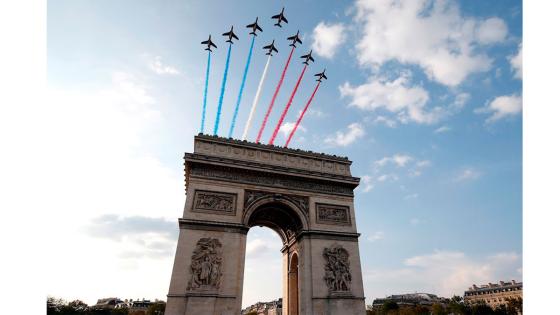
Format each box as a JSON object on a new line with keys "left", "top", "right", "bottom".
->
{"left": 309, "top": 56, "right": 315, "bottom": 62}
{"left": 210, "top": 41, "right": 217, "bottom": 48}
{"left": 281, "top": 15, "right": 288, "bottom": 23}
{"left": 272, "top": 13, "right": 281, "bottom": 19}
{"left": 256, "top": 24, "right": 263, "bottom": 32}
{"left": 232, "top": 33, "right": 239, "bottom": 40}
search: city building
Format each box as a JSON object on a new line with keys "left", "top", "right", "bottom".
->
{"left": 464, "top": 280, "right": 522, "bottom": 309}
{"left": 91, "top": 297, "right": 124, "bottom": 310}
{"left": 241, "top": 298, "right": 282, "bottom": 315}
{"left": 372, "top": 293, "right": 448, "bottom": 308}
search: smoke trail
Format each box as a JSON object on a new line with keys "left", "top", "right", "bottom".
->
{"left": 256, "top": 46, "right": 295, "bottom": 143}
{"left": 284, "top": 81, "right": 321, "bottom": 147}
{"left": 228, "top": 36, "right": 255, "bottom": 138}
{"left": 242, "top": 54, "right": 271, "bottom": 140}
{"left": 268, "top": 65, "right": 307, "bottom": 145}
{"left": 200, "top": 51, "right": 211, "bottom": 134}
{"left": 213, "top": 43, "right": 232, "bottom": 135}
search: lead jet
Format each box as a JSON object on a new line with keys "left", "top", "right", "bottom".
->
{"left": 301, "top": 50, "right": 315, "bottom": 65}
{"left": 201, "top": 35, "right": 217, "bottom": 52}
{"left": 287, "top": 30, "right": 302, "bottom": 48}
{"left": 263, "top": 40, "right": 278, "bottom": 56}
{"left": 315, "top": 69, "right": 328, "bottom": 82}
{"left": 222, "top": 26, "right": 239, "bottom": 44}
{"left": 272, "top": 7, "right": 288, "bottom": 27}
{"left": 246, "top": 17, "right": 263, "bottom": 36}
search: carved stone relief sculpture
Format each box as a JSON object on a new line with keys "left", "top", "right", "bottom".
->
{"left": 323, "top": 245, "right": 352, "bottom": 293}
{"left": 193, "top": 190, "right": 237, "bottom": 215}
{"left": 187, "top": 238, "right": 223, "bottom": 290}
{"left": 316, "top": 204, "right": 351, "bottom": 225}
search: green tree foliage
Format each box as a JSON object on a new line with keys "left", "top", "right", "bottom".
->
{"left": 147, "top": 302, "right": 166, "bottom": 315}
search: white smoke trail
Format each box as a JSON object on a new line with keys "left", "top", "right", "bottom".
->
{"left": 242, "top": 55, "right": 271, "bottom": 141}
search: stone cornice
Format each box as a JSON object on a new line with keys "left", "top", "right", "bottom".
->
{"left": 193, "top": 134, "right": 355, "bottom": 177}
{"left": 185, "top": 153, "right": 360, "bottom": 186}
{"left": 196, "top": 133, "right": 351, "bottom": 162}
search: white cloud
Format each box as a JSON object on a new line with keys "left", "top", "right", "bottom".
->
{"left": 353, "top": 0, "right": 504, "bottom": 86}
{"left": 377, "top": 173, "right": 399, "bottom": 182}
{"left": 246, "top": 238, "right": 270, "bottom": 258}
{"left": 42, "top": 72, "right": 186, "bottom": 304}
{"left": 509, "top": 43, "right": 522, "bottom": 80}
{"left": 476, "top": 94, "right": 522, "bottom": 123}
{"left": 374, "top": 154, "right": 413, "bottom": 168}
{"left": 363, "top": 250, "right": 521, "bottom": 299}
{"left": 455, "top": 167, "right": 481, "bottom": 182}
{"left": 340, "top": 74, "right": 440, "bottom": 124}
{"left": 148, "top": 56, "right": 180, "bottom": 75}
{"left": 476, "top": 17, "right": 508, "bottom": 44}
{"left": 311, "top": 22, "right": 346, "bottom": 59}
{"left": 279, "top": 121, "right": 306, "bottom": 138}
{"left": 367, "top": 231, "right": 385, "bottom": 242}
{"left": 361, "top": 175, "right": 374, "bottom": 192}
{"left": 404, "top": 193, "right": 419, "bottom": 200}
{"left": 325, "top": 122, "right": 365, "bottom": 146}
{"left": 372, "top": 115, "right": 397, "bottom": 128}
{"left": 434, "top": 126, "right": 451, "bottom": 134}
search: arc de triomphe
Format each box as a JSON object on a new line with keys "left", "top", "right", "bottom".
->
{"left": 165, "top": 134, "right": 366, "bottom": 315}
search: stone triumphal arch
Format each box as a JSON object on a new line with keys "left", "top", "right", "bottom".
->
{"left": 165, "top": 135, "right": 366, "bottom": 315}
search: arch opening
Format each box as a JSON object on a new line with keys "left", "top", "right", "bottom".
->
{"left": 288, "top": 253, "right": 299, "bottom": 315}
{"left": 245, "top": 201, "right": 306, "bottom": 244}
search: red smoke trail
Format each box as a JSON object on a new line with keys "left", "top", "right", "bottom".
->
{"left": 284, "top": 81, "right": 321, "bottom": 148}
{"left": 268, "top": 65, "right": 308, "bottom": 145}
{"left": 255, "top": 46, "right": 295, "bottom": 143}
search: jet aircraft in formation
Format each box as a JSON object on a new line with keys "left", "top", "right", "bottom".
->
{"left": 315, "top": 69, "right": 327, "bottom": 82}
{"left": 271, "top": 7, "right": 288, "bottom": 27}
{"left": 301, "top": 50, "right": 315, "bottom": 65}
{"left": 246, "top": 17, "right": 263, "bottom": 36}
{"left": 201, "top": 35, "right": 217, "bottom": 52}
{"left": 263, "top": 40, "right": 278, "bottom": 56}
{"left": 222, "top": 26, "right": 239, "bottom": 43}
{"left": 287, "top": 30, "right": 302, "bottom": 48}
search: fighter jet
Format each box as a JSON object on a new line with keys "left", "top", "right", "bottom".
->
{"left": 271, "top": 7, "right": 288, "bottom": 27}
{"left": 201, "top": 35, "right": 217, "bottom": 52}
{"left": 287, "top": 30, "right": 302, "bottom": 48}
{"left": 222, "top": 26, "right": 239, "bottom": 44}
{"left": 315, "top": 69, "right": 328, "bottom": 82}
{"left": 246, "top": 17, "right": 263, "bottom": 36}
{"left": 263, "top": 40, "right": 278, "bottom": 56}
{"left": 300, "top": 50, "right": 315, "bottom": 65}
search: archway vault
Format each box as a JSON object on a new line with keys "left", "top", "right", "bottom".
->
{"left": 243, "top": 192, "right": 309, "bottom": 244}
{"left": 165, "top": 135, "right": 366, "bottom": 315}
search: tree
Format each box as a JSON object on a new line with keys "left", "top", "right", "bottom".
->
{"left": 448, "top": 295, "right": 468, "bottom": 315}
{"left": 380, "top": 301, "right": 399, "bottom": 314}
{"left": 431, "top": 303, "right": 446, "bottom": 315}
{"left": 147, "top": 302, "right": 166, "bottom": 315}
{"left": 245, "top": 311, "right": 258, "bottom": 315}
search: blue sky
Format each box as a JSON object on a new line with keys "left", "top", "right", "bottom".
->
{"left": 47, "top": 0, "right": 522, "bottom": 307}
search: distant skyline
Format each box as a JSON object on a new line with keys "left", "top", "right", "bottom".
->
{"left": 46, "top": 0, "right": 522, "bottom": 307}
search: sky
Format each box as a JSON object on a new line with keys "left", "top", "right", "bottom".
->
{"left": 45, "top": 0, "right": 522, "bottom": 308}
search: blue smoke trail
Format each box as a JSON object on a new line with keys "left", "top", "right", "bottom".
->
{"left": 213, "top": 43, "right": 232, "bottom": 135}
{"left": 200, "top": 51, "right": 211, "bottom": 134}
{"left": 228, "top": 36, "right": 255, "bottom": 138}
